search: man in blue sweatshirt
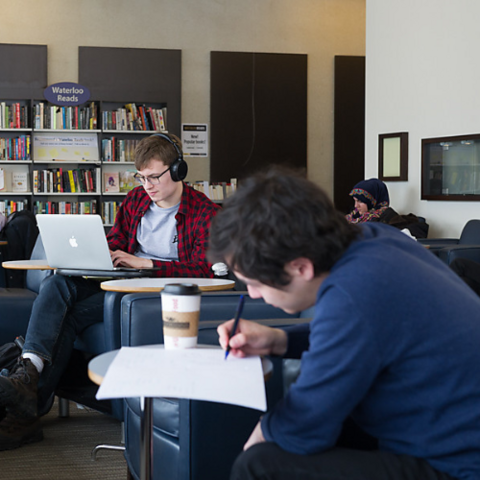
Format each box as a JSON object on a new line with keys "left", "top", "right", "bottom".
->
{"left": 208, "top": 167, "right": 480, "bottom": 480}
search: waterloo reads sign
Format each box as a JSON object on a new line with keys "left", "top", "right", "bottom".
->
{"left": 44, "top": 82, "right": 90, "bottom": 107}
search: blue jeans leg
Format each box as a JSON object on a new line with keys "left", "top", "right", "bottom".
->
{"left": 22, "top": 274, "right": 105, "bottom": 407}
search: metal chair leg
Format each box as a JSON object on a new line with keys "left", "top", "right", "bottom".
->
{"left": 58, "top": 397, "right": 70, "bottom": 418}
{"left": 91, "top": 444, "right": 125, "bottom": 460}
{"left": 91, "top": 421, "right": 126, "bottom": 461}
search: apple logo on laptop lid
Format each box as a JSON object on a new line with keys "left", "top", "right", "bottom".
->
{"left": 69, "top": 236, "right": 78, "bottom": 248}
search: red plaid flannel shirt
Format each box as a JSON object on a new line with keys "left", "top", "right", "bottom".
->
{"left": 107, "top": 184, "right": 220, "bottom": 278}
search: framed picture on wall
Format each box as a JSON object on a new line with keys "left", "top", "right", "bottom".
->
{"left": 378, "top": 132, "right": 408, "bottom": 181}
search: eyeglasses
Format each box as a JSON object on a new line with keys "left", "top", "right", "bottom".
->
{"left": 133, "top": 167, "right": 171, "bottom": 185}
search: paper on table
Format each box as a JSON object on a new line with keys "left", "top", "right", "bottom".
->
{"left": 96, "top": 347, "right": 267, "bottom": 411}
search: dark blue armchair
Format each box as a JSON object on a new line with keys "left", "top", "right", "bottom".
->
{"left": 0, "top": 235, "right": 127, "bottom": 418}
{"left": 0, "top": 236, "right": 52, "bottom": 345}
{"left": 419, "top": 219, "right": 480, "bottom": 264}
{"left": 120, "top": 291, "right": 313, "bottom": 480}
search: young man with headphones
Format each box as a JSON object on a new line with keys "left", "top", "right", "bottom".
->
{"left": 0, "top": 133, "right": 220, "bottom": 451}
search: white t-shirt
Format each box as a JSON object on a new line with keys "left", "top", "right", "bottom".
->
{"left": 135, "top": 201, "right": 180, "bottom": 262}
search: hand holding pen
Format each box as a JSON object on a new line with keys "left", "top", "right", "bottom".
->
{"left": 218, "top": 296, "right": 288, "bottom": 358}
{"left": 224, "top": 295, "right": 245, "bottom": 360}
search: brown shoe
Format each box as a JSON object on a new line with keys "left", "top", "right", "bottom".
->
{"left": 0, "top": 410, "right": 43, "bottom": 451}
{"left": 0, "top": 358, "right": 39, "bottom": 418}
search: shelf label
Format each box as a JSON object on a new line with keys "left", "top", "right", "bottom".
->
{"left": 44, "top": 82, "right": 91, "bottom": 106}
{"left": 182, "top": 124, "right": 208, "bottom": 157}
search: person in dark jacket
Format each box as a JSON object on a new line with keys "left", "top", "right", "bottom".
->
{"left": 208, "top": 167, "right": 480, "bottom": 480}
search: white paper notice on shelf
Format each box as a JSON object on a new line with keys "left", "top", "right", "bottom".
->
{"left": 96, "top": 346, "right": 267, "bottom": 411}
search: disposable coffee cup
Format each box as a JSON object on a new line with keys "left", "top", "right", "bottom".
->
{"left": 161, "top": 283, "right": 201, "bottom": 349}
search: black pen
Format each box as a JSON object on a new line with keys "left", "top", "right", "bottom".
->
{"left": 224, "top": 294, "right": 245, "bottom": 360}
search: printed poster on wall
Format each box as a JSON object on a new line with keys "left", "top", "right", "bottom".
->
{"left": 181, "top": 124, "right": 208, "bottom": 157}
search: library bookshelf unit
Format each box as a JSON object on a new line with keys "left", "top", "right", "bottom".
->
{"left": 0, "top": 122, "right": 32, "bottom": 215}
{"left": 100, "top": 100, "right": 168, "bottom": 224}
{"left": 1, "top": 99, "right": 169, "bottom": 225}
{"left": 0, "top": 44, "right": 182, "bottom": 226}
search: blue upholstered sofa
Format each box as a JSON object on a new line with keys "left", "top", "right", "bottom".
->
{"left": 0, "top": 235, "right": 131, "bottom": 417}
{"left": 0, "top": 237, "right": 52, "bottom": 345}
{"left": 120, "top": 291, "right": 313, "bottom": 480}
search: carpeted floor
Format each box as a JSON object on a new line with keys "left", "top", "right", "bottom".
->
{"left": 0, "top": 399, "right": 128, "bottom": 479}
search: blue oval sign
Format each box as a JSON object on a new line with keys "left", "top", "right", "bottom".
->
{"left": 44, "top": 82, "right": 91, "bottom": 106}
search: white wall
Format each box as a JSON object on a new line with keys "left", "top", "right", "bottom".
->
{"left": 0, "top": 0, "right": 365, "bottom": 195}
{"left": 366, "top": 0, "right": 480, "bottom": 237}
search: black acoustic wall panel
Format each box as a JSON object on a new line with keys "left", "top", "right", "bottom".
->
{"left": 79, "top": 46, "right": 181, "bottom": 136}
{"left": 0, "top": 43, "right": 47, "bottom": 99}
{"left": 210, "top": 51, "right": 307, "bottom": 182}
{"left": 333, "top": 56, "right": 365, "bottom": 214}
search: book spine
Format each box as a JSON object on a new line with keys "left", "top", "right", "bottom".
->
{"left": 157, "top": 110, "right": 166, "bottom": 131}
{"left": 68, "top": 170, "right": 75, "bottom": 192}
{"left": 15, "top": 103, "right": 20, "bottom": 129}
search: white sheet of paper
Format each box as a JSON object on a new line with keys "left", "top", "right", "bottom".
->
{"left": 96, "top": 347, "right": 267, "bottom": 411}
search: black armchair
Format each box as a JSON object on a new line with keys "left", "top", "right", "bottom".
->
{"left": 436, "top": 245, "right": 480, "bottom": 265}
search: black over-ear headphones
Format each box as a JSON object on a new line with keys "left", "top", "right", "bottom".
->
{"left": 151, "top": 133, "right": 188, "bottom": 182}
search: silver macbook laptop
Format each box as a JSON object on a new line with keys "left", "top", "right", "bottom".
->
{"left": 36, "top": 214, "right": 146, "bottom": 275}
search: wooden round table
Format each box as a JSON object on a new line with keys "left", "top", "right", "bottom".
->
{"left": 1, "top": 259, "right": 54, "bottom": 270}
{"left": 100, "top": 277, "right": 235, "bottom": 293}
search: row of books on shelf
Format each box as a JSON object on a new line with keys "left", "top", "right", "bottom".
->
{"left": 33, "top": 168, "right": 100, "bottom": 194}
{"left": 0, "top": 135, "right": 31, "bottom": 161}
{"left": 1, "top": 102, "right": 29, "bottom": 130}
{"left": 104, "top": 171, "right": 138, "bottom": 193}
{"left": 34, "top": 102, "right": 98, "bottom": 130}
{"left": 25, "top": 200, "right": 121, "bottom": 226}
{"left": 188, "top": 179, "right": 237, "bottom": 201}
{"left": 102, "top": 201, "right": 122, "bottom": 225}
{"left": 0, "top": 200, "right": 122, "bottom": 227}
{"left": 33, "top": 200, "right": 98, "bottom": 216}
{"left": 102, "top": 137, "right": 139, "bottom": 162}
{"left": 0, "top": 200, "right": 28, "bottom": 216}
{"left": 102, "top": 104, "right": 167, "bottom": 132}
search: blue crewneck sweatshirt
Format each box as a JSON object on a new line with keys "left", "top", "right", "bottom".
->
{"left": 261, "top": 223, "right": 480, "bottom": 480}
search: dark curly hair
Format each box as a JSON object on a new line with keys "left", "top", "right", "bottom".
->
{"left": 207, "top": 166, "right": 360, "bottom": 288}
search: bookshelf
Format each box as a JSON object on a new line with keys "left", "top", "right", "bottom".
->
{"left": 0, "top": 44, "right": 182, "bottom": 224}
{"left": 0, "top": 132, "right": 32, "bottom": 213}
{"left": 0, "top": 99, "right": 170, "bottom": 221}
{"left": 188, "top": 180, "right": 237, "bottom": 203}
{"left": 0, "top": 43, "right": 46, "bottom": 216}
{"left": 79, "top": 46, "right": 181, "bottom": 225}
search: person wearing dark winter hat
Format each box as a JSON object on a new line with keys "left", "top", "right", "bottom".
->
{"left": 345, "top": 178, "right": 390, "bottom": 224}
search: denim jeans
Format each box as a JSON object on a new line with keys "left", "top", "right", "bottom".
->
{"left": 22, "top": 274, "right": 105, "bottom": 408}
